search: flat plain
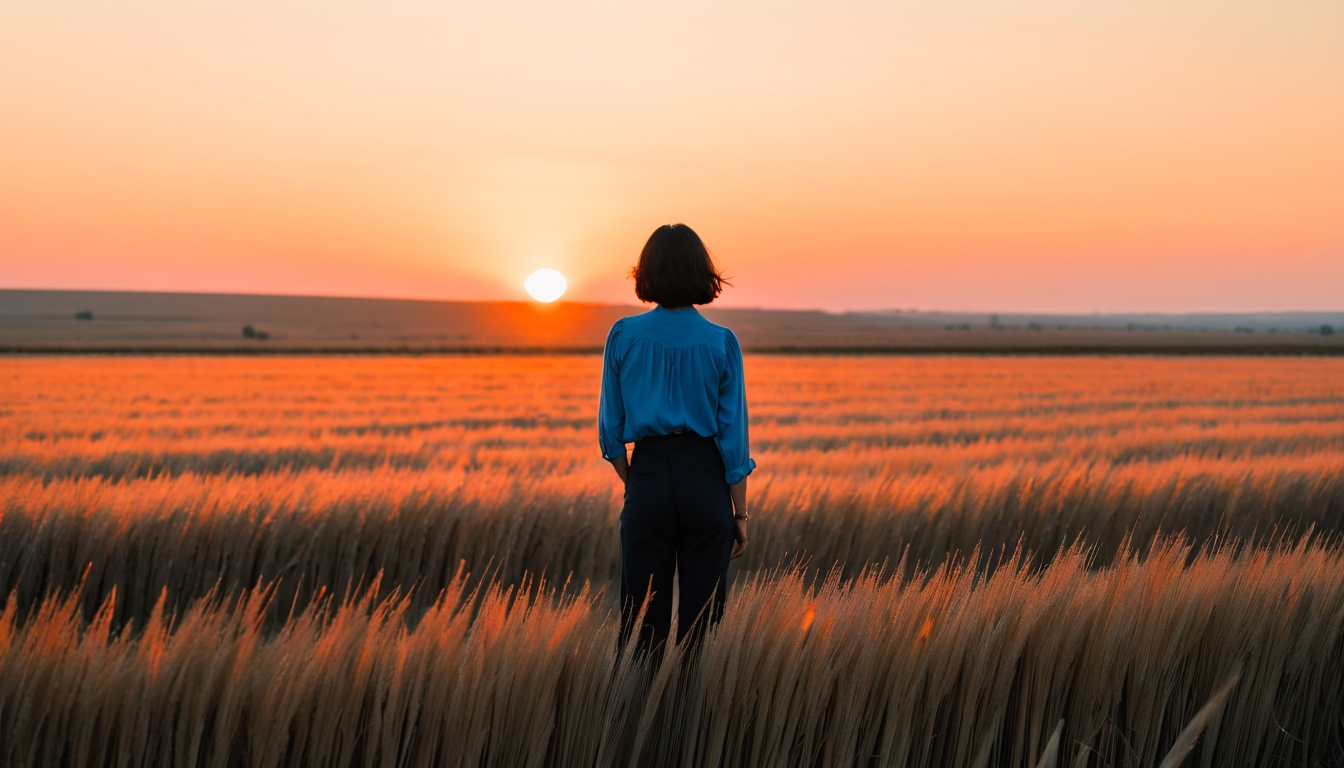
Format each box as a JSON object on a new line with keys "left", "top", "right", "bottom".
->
{"left": 6, "top": 289, "right": 1344, "bottom": 354}
{"left": 3, "top": 354, "right": 1344, "bottom": 766}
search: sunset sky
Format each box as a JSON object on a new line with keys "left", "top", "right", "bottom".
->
{"left": 2, "top": 2, "right": 1341, "bottom": 312}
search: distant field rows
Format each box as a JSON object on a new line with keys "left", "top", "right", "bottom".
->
{"left": 4, "top": 356, "right": 1343, "bottom": 622}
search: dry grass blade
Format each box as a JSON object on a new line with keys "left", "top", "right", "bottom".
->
{"left": 1157, "top": 672, "right": 1242, "bottom": 768}
{"left": 1036, "top": 719, "right": 1064, "bottom": 768}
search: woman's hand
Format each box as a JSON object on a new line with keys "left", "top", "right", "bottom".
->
{"left": 609, "top": 452, "right": 629, "bottom": 487}
{"left": 728, "top": 477, "right": 748, "bottom": 559}
{"left": 730, "top": 519, "right": 747, "bottom": 560}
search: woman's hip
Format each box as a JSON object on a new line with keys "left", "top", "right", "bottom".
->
{"left": 625, "top": 433, "right": 729, "bottom": 529}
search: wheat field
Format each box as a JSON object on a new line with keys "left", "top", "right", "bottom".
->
{"left": 3, "top": 355, "right": 1344, "bottom": 765}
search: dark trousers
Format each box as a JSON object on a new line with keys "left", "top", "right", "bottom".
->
{"left": 619, "top": 432, "right": 735, "bottom": 657}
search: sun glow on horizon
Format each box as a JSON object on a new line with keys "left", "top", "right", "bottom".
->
{"left": 524, "top": 269, "right": 568, "bottom": 303}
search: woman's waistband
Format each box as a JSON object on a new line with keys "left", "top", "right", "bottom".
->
{"left": 635, "top": 430, "right": 712, "bottom": 449}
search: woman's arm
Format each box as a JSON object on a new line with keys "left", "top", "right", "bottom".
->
{"left": 718, "top": 329, "right": 753, "bottom": 560}
{"left": 598, "top": 320, "right": 628, "bottom": 469}
{"left": 729, "top": 477, "right": 747, "bottom": 559}
{"left": 716, "top": 330, "right": 756, "bottom": 485}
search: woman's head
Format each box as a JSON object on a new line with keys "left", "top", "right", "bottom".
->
{"left": 631, "top": 224, "right": 729, "bottom": 307}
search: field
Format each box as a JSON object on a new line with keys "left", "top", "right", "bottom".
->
{"left": 6, "top": 289, "right": 1344, "bottom": 354}
{"left": 3, "top": 355, "right": 1344, "bottom": 766}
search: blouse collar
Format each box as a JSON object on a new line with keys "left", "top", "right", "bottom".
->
{"left": 654, "top": 304, "right": 700, "bottom": 315}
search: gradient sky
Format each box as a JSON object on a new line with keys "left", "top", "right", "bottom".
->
{"left": 2, "top": 2, "right": 1341, "bottom": 312}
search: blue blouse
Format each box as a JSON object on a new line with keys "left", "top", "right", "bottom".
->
{"left": 598, "top": 305, "right": 756, "bottom": 484}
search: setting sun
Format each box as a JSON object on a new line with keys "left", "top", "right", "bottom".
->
{"left": 524, "top": 268, "right": 567, "bottom": 303}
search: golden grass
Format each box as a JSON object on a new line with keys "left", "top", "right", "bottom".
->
{"left": 3, "top": 457, "right": 1342, "bottom": 630}
{"left": 2, "top": 539, "right": 1341, "bottom": 766}
{"left": 3, "top": 355, "right": 1343, "bottom": 765}
{"left": 3, "top": 356, "right": 1342, "bottom": 622}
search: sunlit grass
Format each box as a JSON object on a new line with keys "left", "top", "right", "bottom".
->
{"left": 2, "top": 539, "right": 1341, "bottom": 766}
{"left": 2, "top": 355, "right": 1343, "bottom": 764}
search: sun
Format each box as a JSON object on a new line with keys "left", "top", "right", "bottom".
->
{"left": 524, "top": 268, "right": 567, "bottom": 303}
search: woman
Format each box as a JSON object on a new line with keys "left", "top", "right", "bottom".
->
{"left": 599, "top": 223, "right": 755, "bottom": 656}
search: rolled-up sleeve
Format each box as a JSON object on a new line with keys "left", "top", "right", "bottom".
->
{"left": 598, "top": 320, "right": 627, "bottom": 460}
{"left": 715, "top": 329, "right": 756, "bottom": 484}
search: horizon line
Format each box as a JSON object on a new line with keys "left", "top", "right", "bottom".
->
{"left": 3, "top": 286, "right": 1343, "bottom": 317}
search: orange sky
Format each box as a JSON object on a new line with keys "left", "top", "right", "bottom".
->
{"left": 2, "top": 2, "right": 1341, "bottom": 312}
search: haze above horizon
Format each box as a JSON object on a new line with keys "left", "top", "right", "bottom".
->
{"left": 2, "top": 2, "right": 1341, "bottom": 313}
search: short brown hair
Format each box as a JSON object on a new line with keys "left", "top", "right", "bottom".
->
{"left": 631, "top": 224, "right": 729, "bottom": 307}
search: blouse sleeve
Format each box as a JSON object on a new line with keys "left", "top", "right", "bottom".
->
{"left": 597, "top": 319, "right": 627, "bottom": 460}
{"left": 715, "top": 329, "right": 756, "bottom": 484}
